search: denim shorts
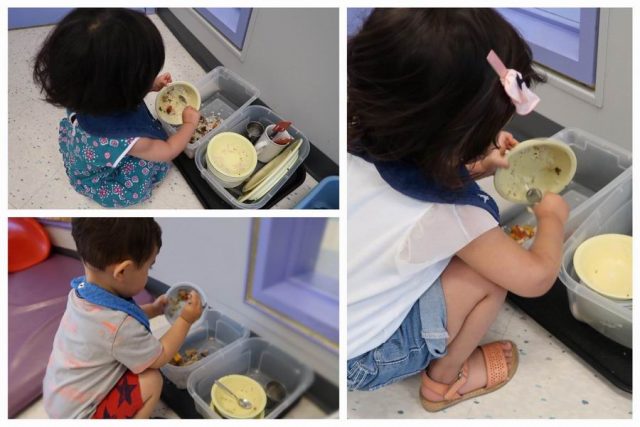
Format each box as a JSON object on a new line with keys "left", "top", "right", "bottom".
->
{"left": 347, "top": 278, "right": 449, "bottom": 391}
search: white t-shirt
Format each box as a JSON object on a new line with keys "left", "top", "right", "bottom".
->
{"left": 347, "top": 154, "right": 498, "bottom": 359}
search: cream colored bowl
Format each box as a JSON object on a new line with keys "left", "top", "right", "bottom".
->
{"left": 206, "top": 132, "right": 257, "bottom": 188}
{"left": 573, "top": 234, "right": 632, "bottom": 300}
{"left": 210, "top": 375, "right": 266, "bottom": 419}
{"left": 494, "top": 138, "right": 577, "bottom": 203}
{"left": 155, "top": 81, "right": 201, "bottom": 125}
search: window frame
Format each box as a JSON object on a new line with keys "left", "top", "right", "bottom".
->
{"left": 194, "top": 8, "right": 253, "bottom": 51}
{"left": 497, "top": 8, "right": 600, "bottom": 87}
{"left": 244, "top": 218, "right": 339, "bottom": 351}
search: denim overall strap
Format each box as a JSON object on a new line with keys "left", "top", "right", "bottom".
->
{"left": 75, "top": 103, "right": 168, "bottom": 140}
{"left": 71, "top": 276, "right": 151, "bottom": 332}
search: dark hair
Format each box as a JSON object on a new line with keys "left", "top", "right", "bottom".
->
{"left": 33, "top": 8, "right": 165, "bottom": 115}
{"left": 71, "top": 218, "right": 162, "bottom": 270}
{"left": 348, "top": 8, "right": 545, "bottom": 188}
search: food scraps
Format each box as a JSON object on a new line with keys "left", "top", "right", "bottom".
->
{"left": 507, "top": 224, "right": 536, "bottom": 245}
{"left": 190, "top": 115, "right": 223, "bottom": 144}
{"left": 170, "top": 348, "right": 210, "bottom": 366}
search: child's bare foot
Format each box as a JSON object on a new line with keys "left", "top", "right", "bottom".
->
{"left": 421, "top": 341, "right": 515, "bottom": 404}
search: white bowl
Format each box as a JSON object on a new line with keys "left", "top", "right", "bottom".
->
{"left": 206, "top": 132, "right": 257, "bottom": 188}
{"left": 494, "top": 138, "right": 577, "bottom": 203}
{"left": 156, "top": 81, "right": 201, "bottom": 126}
{"left": 573, "top": 234, "right": 632, "bottom": 300}
{"left": 164, "top": 282, "right": 208, "bottom": 325}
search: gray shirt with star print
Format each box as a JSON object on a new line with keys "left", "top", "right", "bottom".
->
{"left": 42, "top": 290, "right": 163, "bottom": 418}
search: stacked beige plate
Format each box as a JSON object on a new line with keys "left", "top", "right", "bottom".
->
{"left": 238, "top": 138, "right": 303, "bottom": 203}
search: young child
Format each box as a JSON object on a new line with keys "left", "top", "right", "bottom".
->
{"left": 33, "top": 9, "right": 200, "bottom": 207}
{"left": 347, "top": 9, "right": 570, "bottom": 411}
{"left": 43, "top": 218, "right": 203, "bottom": 418}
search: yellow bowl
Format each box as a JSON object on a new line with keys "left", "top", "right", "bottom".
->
{"left": 206, "top": 132, "right": 257, "bottom": 188}
{"left": 494, "top": 138, "right": 577, "bottom": 203}
{"left": 573, "top": 234, "right": 632, "bottom": 300}
{"left": 211, "top": 375, "right": 267, "bottom": 419}
{"left": 155, "top": 81, "right": 201, "bottom": 126}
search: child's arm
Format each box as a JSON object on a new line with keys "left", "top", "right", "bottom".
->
{"left": 141, "top": 295, "right": 168, "bottom": 319}
{"left": 148, "top": 290, "right": 204, "bottom": 369}
{"left": 455, "top": 192, "right": 569, "bottom": 297}
{"left": 128, "top": 107, "right": 201, "bottom": 162}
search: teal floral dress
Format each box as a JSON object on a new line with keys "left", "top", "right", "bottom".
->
{"left": 58, "top": 110, "right": 170, "bottom": 208}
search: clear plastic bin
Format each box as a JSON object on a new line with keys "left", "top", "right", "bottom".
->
{"left": 187, "top": 337, "right": 314, "bottom": 419}
{"left": 159, "top": 67, "right": 260, "bottom": 158}
{"left": 160, "top": 308, "right": 250, "bottom": 389}
{"left": 558, "top": 167, "right": 632, "bottom": 348}
{"left": 500, "top": 128, "right": 632, "bottom": 243}
{"left": 195, "top": 106, "right": 310, "bottom": 209}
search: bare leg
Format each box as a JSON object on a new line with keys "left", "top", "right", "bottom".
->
{"left": 422, "top": 257, "right": 513, "bottom": 401}
{"left": 133, "top": 369, "right": 163, "bottom": 419}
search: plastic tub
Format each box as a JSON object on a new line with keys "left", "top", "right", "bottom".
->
{"left": 295, "top": 176, "right": 339, "bottom": 209}
{"left": 187, "top": 338, "right": 314, "bottom": 419}
{"left": 195, "top": 106, "right": 310, "bottom": 209}
{"left": 160, "top": 308, "right": 250, "bottom": 389}
{"left": 500, "top": 128, "right": 632, "bottom": 242}
{"left": 558, "top": 167, "right": 632, "bottom": 348}
{"left": 159, "top": 67, "right": 260, "bottom": 158}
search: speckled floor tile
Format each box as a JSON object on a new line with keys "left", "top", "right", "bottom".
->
{"left": 8, "top": 15, "right": 315, "bottom": 210}
{"left": 348, "top": 301, "right": 632, "bottom": 419}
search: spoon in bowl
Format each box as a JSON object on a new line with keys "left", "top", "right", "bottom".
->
{"left": 214, "top": 379, "right": 253, "bottom": 410}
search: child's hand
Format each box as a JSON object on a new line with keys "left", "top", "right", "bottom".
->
{"left": 151, "top": 294, "right": 168, "bottom": 317}
{"left": 482, "top": 131, "right": 518, "bottom": 172}
{"left": 532, "top": 192, "right": 569, "bottom": 224}
{"left": 152, "top": 72, "right": 172, "bottom": 92}
{"left": 182, "top": 106, "right": 201, "bottom": 126}
{"left": 467, "top": 131, "right": 518, "bottom": 178}
{"left": 179, "top": 290, "right": 204, "bottom": 325}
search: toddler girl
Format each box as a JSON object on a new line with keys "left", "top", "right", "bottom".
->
{"left": 33, "top": 9, "right": 200, "bottom": 207}
{"left": 347, "top": 8, "right": 569, "bottom": 412}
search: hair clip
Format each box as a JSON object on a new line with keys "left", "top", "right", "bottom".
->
{"left": 487, "top": 50, "right": 540, "bottom": 115}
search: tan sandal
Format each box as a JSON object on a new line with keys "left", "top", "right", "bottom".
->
{"left": 420, "top": 340, "right": 519, "bottom": 412}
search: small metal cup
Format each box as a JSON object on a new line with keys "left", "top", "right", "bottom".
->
{"left": 246, "top": 121, "right": 265, "bottom": 143}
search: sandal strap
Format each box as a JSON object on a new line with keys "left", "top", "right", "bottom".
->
{"left": 443, "top": 362, "right": 469, "bottom": 400}
{"left": 422, "top": 362, "right": 469, "bottom": 401}
{"left": 480, "top": 342, "right": 509, "bottom": 388}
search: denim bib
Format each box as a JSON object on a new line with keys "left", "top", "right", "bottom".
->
{"left": 75, "top": 103, "right": 168, "bottom": 140}
{"left": 71, "top": 276, "right": 151, "bottom": 332}
{"left": 354, "top": 152, "right": 500, "bottom": 222}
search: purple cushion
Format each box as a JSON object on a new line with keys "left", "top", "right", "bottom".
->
{"left": 8, "top": 254, "right": 154, "bottom": 418}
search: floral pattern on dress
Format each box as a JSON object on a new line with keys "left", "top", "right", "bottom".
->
{"left": 58, "top": 117, "right": 170, "bottom": 208}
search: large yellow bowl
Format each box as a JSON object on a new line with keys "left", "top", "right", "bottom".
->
{"left": 155, "top": 81, "right": 201, "bottom": 125}
{"left": 206, "top": 132, "right": 257, "bottom": 188}
{"left": 211, "top": 375, "right": 267, "bottom": 419}
{"left": 573, "top": 234, "right": 632, "bottom": 300}
{"left": 494, "top": 138, "right": 577, "bottom": 203}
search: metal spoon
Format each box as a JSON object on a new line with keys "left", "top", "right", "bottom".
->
{"left": 526, "top": 187, "right": 542, "bottom": 204}
{"left": 214, "top": 379, "right": 253, "bottom": 410}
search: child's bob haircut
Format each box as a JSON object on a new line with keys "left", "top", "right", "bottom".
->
{"left": 33, "top": 8, "right": 165, "bottom": 116}
{"left": 348, "top": 9, "right": 545, "bottom": 188}
{"left": 71, "top": 218, "right": 162, "bottom": 270}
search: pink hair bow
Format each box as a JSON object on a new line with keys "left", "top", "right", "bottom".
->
{"left": 487, "top": 50, "right": 540, "bottom": 115}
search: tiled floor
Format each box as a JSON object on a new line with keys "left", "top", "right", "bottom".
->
{"left": 8, "top": 15, "right": 316, "bottom": 209}
{"left": 348, "top": 300, "right": 632, "bottom": 419}
{"left": 17, "top": 315, "right": 327, "bottom": 419}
